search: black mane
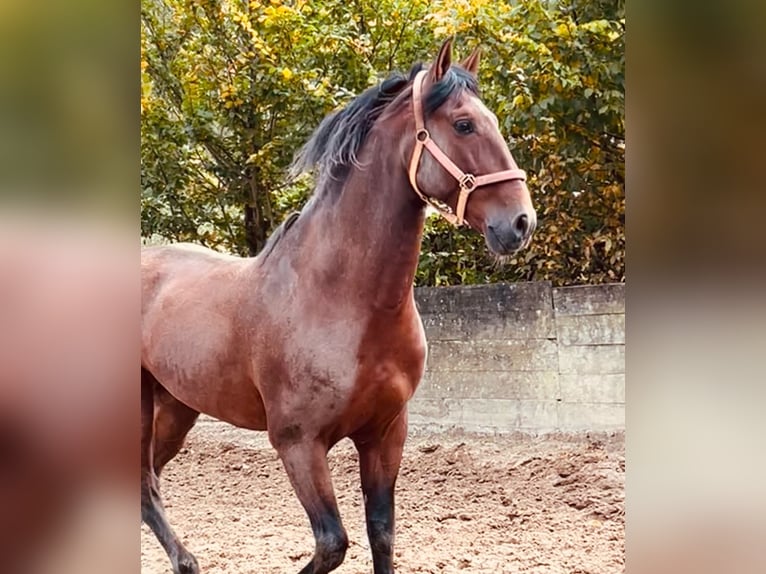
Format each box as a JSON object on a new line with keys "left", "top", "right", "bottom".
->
{"left": 423, "top": 65, "right": 479, "bottom": 114}
{"left": 290, "top": 64, "right": 478, "bottom": 197}
{"left": 258, "top": 210, "right": 300, "bottom": 261}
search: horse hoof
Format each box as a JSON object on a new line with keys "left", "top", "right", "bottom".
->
{"left": 175, "top": 554, "right": 199, "bottom": 574}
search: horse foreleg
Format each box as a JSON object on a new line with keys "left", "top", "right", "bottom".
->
{"left": 353, "top": 409, "right": 408, "bottom": 574}
{"left": 276, "top": 439, "right": 349, "bottom": 574}
{"left": 141, "top": 369, "right": 199, "bottom": 574}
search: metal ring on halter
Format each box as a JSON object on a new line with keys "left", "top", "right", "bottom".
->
{"left": 459, "top": 173, "right": 476, "bottom": 191}
{"left": 416, "top": 129, "right": 430, "bottom": 143}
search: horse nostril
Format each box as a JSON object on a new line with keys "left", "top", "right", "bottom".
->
{"left": 513, "top": 213, "right": 529, "bottom": 237}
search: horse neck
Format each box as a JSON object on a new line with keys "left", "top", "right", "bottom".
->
{"left": 309, "top": 129, "right": 426, "bottom": 311}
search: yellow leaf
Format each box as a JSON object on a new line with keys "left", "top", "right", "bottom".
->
{"left": 281, "top": 68, "right": 293, "bottom": 81}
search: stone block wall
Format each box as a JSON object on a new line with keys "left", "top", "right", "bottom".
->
{"left": 410, "top": 282, "right": 625, "bottom": 433}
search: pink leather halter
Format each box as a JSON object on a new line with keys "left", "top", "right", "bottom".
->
{"left": 407, "top": 70, "right": 527, "bottom": 226}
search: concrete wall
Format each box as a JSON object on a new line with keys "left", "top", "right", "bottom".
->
{"left": 410, "top": 282, "right": 625, "bottom": 434}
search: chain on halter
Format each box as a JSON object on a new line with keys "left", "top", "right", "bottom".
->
{"left": 407, "top": 70, "right": 527, "bottom": 226}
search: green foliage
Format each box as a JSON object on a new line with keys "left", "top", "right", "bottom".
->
{"left": 141, "top": 0, "right": 624, "bottom": 284}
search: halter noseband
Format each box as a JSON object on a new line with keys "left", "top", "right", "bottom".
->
{"left": 407, "top": 70, "right": 527, "bottom": 226}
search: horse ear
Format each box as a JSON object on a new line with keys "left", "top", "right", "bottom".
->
{"left": 429, "top": 37, "right": 454, "bottom": 83}
{"left": 461, "top": 46, "right": 481, "bottom": 76}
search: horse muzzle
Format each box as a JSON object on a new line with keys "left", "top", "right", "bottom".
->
{"left": 485, "top": 210, "right": 537, "bottom": 255}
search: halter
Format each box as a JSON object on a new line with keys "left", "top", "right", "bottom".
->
{"left": 407, "top": 70, "right": 527, "bottom": 226}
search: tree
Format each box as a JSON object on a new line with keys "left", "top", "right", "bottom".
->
{"left": 141, "top": 0, "right": 624, "bottom": 285}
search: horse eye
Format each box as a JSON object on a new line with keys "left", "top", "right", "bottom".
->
{"left": 453, "top": 120, "right": 474, "bottom": 135}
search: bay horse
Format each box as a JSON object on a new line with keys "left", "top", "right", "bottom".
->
{"left": 141, "top": 38, "right": 536, "bottom": 574}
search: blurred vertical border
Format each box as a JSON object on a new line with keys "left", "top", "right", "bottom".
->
{"left": 629, "top": 0, "right": 766, "bottom": 573}
{"left": 0, "top": 0, "right": 139, "bottom": 572}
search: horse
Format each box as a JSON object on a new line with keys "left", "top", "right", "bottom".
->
{"left": 141, "top": 38, "right": 536, "bottom": 574}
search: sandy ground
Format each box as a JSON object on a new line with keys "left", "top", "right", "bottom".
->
{"left": 141, "top": 421, "right": 624, "bottom": 574}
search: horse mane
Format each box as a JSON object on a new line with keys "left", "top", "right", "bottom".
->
{"left": 257, "top": 210, "right": 301, "bottom": 261}
{"left": 290, "top": 63, "right": 479, "bottom": 197}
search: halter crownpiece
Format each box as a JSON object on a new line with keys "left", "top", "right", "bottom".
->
{"left": 407, "top": 70, "right": 527, "bottom": 226}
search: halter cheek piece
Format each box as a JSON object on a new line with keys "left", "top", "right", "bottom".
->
{"left": 407, "top": 70, "right": 527, "bottom": 227}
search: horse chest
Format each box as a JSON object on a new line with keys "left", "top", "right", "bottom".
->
{"left": 352, "top": 316, "right": 428, "bottom": 411}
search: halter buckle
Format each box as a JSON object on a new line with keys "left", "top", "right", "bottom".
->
{"left": 459, "top": 173, "right": 476, "bottom": 191}
{"left": 416, "top": 129, "right": 430, "bottom": 143}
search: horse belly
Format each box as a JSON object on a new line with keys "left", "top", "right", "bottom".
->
{"left": 148, "top": 362, "right": 267, "bottom": 431}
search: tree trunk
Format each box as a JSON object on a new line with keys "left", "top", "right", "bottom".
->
{"left": 243, "top": 165, "right": 275, "bottom": 257}
{"left": 243, "top": 203, "right": 267, "bottom": 256}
